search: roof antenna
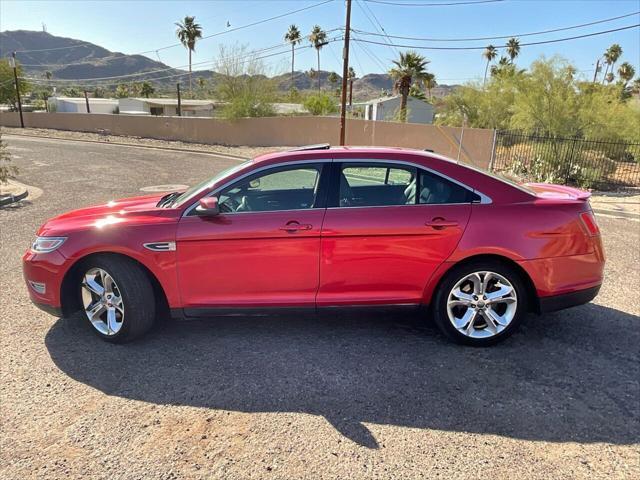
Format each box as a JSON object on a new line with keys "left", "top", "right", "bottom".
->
{"left": 42, "top": 23, "right": 47, "bottom": 33}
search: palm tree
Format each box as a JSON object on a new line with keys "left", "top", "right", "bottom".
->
{"left": 309, "top": 25, "right": 327, "bottom": 91}
{"left": 423, "top": 72, "right": 437, "bottom": 100}
{"left": 605, "top": 72, "right": 615, "bottom": 84}
{"left": 328, "top": 71, "right": 339, "bottom": 96}
{"left": 389, "top": 50, "right": 430, "bottom": 122}
{"left": 140, "top": 81, "right": 155, "bottom": 98}
{"left": 602, "top": 44, "right": 623, "bottom": 84}
{"left": 490, "top": 56, "right": 511, "bottom": 77}
{"left": 617, "top": 62, "right": 635, "bottom": 87}
{"left": 284, "top": 24, "right": 303, "bottom": 90}
{"left": 348, "top": 66, "right": 356, "bottom": 106}
{"left": 482, "top": 45, "right": 497, "bottom": 85}
{"left": 506, "top": 38, "right": 520, "bottom": 63}
{"left": 175, "top": 16, "right": 203, "bottom": 93}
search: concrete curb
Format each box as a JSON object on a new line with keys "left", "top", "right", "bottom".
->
{"left": 3, "top": 132, "right": 249, "bottom": 160}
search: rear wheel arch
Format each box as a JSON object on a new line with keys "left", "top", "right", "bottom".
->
{"left": 60, "top": 252, "right": 170, "bottom": 318}
{"left": 429, "top": 254, "right": 538, "bottom": 312}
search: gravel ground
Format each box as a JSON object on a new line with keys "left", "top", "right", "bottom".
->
{"left": 1, "top": 135, "right": 639, "bottom": 480}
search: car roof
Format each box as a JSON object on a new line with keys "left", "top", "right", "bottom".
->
{"left": 253, "top": 146, "right": 458, "bottom": 166}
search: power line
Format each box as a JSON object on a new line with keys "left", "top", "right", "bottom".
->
{"left": 356, "top": 0, "right": 400, "bottom": 55}
{"left": 23, "top": 38, "right": 344, "bottom": 87}
{"left": 23, "top": 36, "right": 342, "bottom": 84}
{"left": 352, "top": 23, "right": 640, "bottom": 50}
{"left": 14, "top": 0, "right": 334, "bottom": 55}
{"left": 135, "top": 0, "right": 335, "bottom": 56}
{"left": 363, "top": 0, "right": 504, "bottom": 6}
{"left": 351, "top": 10, "right": 640, "bottom": 42}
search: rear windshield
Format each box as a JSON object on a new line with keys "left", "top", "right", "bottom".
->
{"left": 461, "top": 163, "right": 537, "bottom": 196}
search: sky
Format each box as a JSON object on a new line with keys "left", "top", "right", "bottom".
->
{"left": 1, "top": 0, "right": 639, "bottom": 85}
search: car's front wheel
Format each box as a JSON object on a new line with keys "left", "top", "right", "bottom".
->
{"left": 79, "top": 255, "right": 155, "bottom": 343}
{"left": 432, "top": 260, "right": 527, "bottom": 346}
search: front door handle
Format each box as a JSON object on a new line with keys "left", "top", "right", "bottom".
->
{"left": 425, "top": 218, "right": 459, "bottom": 230}
{"left": 279, "top": 222, "right": 313, "bottom": 232}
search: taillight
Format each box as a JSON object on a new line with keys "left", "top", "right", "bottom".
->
{"left": 580, "top": 211, "right": 600, "bottom": 236}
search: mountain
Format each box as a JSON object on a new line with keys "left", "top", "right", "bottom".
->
{"left": 1, "top": 30, "right": 459, "bottom": 100}
{"left": 0, "top": 30, "right": 183, "bottom": 80}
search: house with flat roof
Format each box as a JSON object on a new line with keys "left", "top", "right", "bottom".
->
{"left": 355, "top": 95, "right": 434, "bottom": 124}
{"left": 47, "top": 96, "right": 118, "bottom": 114}
{"left": 118, "top": 98, "right": 218, "bottom": 117}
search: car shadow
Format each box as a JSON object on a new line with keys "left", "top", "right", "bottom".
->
{"left": 45, "top": 303, "right": 639, "bottom": 449}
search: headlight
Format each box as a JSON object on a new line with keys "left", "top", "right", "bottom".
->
{"left": 31, "top": 236, "right": 67, "bottom": 253}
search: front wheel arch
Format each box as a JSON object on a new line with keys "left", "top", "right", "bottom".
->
{"left": 60, "top": 252, "right": 170, "bottom": 319}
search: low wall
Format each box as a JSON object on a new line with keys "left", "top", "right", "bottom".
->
{"left": 0, "top": 112, "right": 495, "bottom": 168}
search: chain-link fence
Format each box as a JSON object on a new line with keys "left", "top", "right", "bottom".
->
{"left": 491, "top": 130, "right": 640, "bottom": 192}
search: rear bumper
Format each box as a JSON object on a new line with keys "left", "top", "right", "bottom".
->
{"left": 538, "top": 284, "right": 601, "bottom": 313}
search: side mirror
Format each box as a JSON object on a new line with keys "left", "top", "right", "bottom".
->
{"left": 195, "top": 196, "right": 220, "bottom": 216}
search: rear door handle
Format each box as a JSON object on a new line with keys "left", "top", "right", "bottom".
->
{"left": 425, "top": 218, "right": 459, "bottom": 229}
{"left": 279, "top": 222, "right": 313, "bottom": 232}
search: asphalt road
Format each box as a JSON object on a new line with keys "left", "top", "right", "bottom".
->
{"left": 1, "top": 135, "right": 639, "bottom": 480}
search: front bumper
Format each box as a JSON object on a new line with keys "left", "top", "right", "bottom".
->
{"left": 22, "top": 249, "right": 68, "bottom": 316}
{"left": 538, "top": 284, "right": 601, "bottom": 313}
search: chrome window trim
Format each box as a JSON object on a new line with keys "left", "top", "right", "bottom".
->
{"left": 182, "top": 159, "right": 333, "bottom": 217}
{"left": 336, "top": 158, "right": 492, "bottom": 206}
{"left": 182, "top": 156, "right": 492, "bottom": 217}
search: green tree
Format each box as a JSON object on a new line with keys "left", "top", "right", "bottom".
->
{"left": 303, "top": 92, "right": 337, "bottom": 115}
{"left": 115, "top": 84, "right": 129, "bottom": 98}
{"left": 605, "top": 72, "right": 614, "bottom": 84}
{"left": 215, "top": 43, "right": 275, "bottom": 120}
{"left": 506, "top": 38, "right": 520, "bottom": 63}
{"left": 389, "top": 51, "right": 430, "bottom": 122}
{"left": 175, "top": 15, "right": 203, "bottom": 93}
{"left": 602, "top": 44, "right": 623, "bottom": 84}
{"left": 140, "top": 81, "right": 155, "bottom": 98}
{"left": 284, "top": 24, "right": 303, "bottom": 90}
{"left": 408, "top": 83, "right": 427, "bottom": 101}
{"left": 348, "top": 66, "right": 356, "bottom": 105}
{"left": 423, "top": 72, "right": 437, "bottom": 100}
{"left": 0, "top": 60, "right": 30, "bottom": 111}
{"left": 309, "top": 25, "right": 327, "bottom": 91}
{"left": 482, "top": 45, "right": 497, "bottom": 85}
{"left": 328, "top": 71, "right": 339, "bottom": 96}
{"left": 617, "top": 62, "right": 635, "bottom": 87}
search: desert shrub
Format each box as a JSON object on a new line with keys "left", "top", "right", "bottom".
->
{"left": 0, "top": 133, "right": 18, "bottom": 184}
{"left": 303, "top": 93, "right": 337, "bottom": 116}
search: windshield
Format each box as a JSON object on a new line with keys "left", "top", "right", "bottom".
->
{"left": 170, "top": 160, "right": 252, "bottom": 208}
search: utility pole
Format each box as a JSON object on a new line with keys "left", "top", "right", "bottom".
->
{"left": 9, "top": 52, "right": 24, "bottom": 128}
{"left": 592, "top": 58, "right": 601, "bottom": 83}
{"left": 339, "top": 0, "right": 352, "bottom": 146}
{"left": 176, "top": 83, "right": 182, "bottom": 116}
{"left": 83, "top": 90, "right": 91, "bottom": 113}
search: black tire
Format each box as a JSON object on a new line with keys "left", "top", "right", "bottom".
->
{"left": 431, "top": 259, "right": 528, "bottom": 346}
{"left": 78, "top": 255, "right": 156, "bottom": 343}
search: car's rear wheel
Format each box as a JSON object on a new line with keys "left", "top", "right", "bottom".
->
{"left": 432, "top": 260, "right": 527, "bottom": 346}
{"left": 79, "top": 255, "right": 155, "bottom": 343}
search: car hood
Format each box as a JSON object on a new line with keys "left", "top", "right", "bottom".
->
{"left": 37, "top": 193, "right": 180, "bottom": 236}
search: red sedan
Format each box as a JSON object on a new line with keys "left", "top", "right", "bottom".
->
{"left": 23, "top": 145, "right": 604, "bottom": 346}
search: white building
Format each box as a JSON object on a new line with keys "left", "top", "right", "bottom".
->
{"left": 118, "top": 98, "right": 217, "bottom": 117}
{"left": 358, "top": 95, "right": 434, "bottom": 124}
{"left": 47, "top": 97, "right": 118, "bottom": 114}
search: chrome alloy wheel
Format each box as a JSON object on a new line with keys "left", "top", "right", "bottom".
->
{"left": 446, "top": 271, "right": 518, "bottom": 339}
{"left": 81, "top": 267, "right": 124, "bottom": 336}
